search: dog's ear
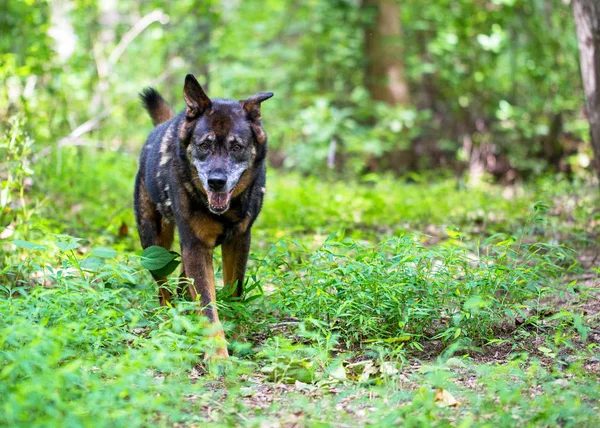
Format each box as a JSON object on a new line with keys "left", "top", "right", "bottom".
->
{"left": 240, "top": 92, "right": 274, "bottom": 122}
{"left": 240, "top": 92, "right": 273, "bottom": 144}
{"left": 183, "top": 74, "right": 211, "bottom": 120}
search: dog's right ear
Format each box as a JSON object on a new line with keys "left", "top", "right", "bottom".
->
{"left": 183, "top": 74, "right": 212, "bottom": 120}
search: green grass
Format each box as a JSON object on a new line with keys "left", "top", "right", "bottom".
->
{"left": 1, "top": 146, "right": 599, "bottom": 426}
{"left": 264, "top": 231, "right": 576, "bottom": 349}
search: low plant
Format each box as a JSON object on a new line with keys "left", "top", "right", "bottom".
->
{"left": 265, "top": 205, "right": 578, "bottom": 351}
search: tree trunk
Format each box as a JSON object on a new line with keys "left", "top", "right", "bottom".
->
{"left": 363, "top": 0, "right": 411, "bottom": 105}
{"left": 362, "top": 0, "right": 412, "bottom": 173}
{"left": 573, "top": 0, "right": 600, "bottom": 180}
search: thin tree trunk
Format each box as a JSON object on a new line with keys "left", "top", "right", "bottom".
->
{"left": 363, "top": 0, "right": 411, "bottom": 105}
{"left": 573, "top": 0, "right": 600, "bottom": 180}
{"left": 362, "top": 0, "right": 412, "bottom": 173}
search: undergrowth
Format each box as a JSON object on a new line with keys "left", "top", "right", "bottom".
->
{"left": 264, "top": 226, "right": 577, "bottom": 350}
{"left": 0, "top": 142, "right": 598, "bottom": 426}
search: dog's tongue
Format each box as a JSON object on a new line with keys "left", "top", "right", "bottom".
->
{"left": 207, "top": 191, "right": 230, "bottom": 211}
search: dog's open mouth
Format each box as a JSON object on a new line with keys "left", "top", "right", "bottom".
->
{"left": 207, "top": 188, "right": 235, "bottom": 214}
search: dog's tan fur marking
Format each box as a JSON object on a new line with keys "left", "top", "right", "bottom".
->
{"left": 237, "top": 216, "right": 252, "bottom": 235}
{"left": 183, "top": 182, "right": 194, "bottom": 194}
{"left": 251, "top": 124, "right": 266, "bottom": 144}
{"left": 191, "top": 171, "right": 207, "bottom": 195}
{"left": 232, "top": 168, "right": 253, "bottom": 198}
{"left": 189, "top": 213, "right": 224, "bottom": 248}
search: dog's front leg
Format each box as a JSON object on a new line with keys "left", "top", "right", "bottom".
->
{"left": 180, "top": 238, "right": 228, "bottom": 359}
{"left": 222, "top": 231, "right": 251, "bottom": 298}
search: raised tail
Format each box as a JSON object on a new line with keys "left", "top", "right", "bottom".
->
{"left": 140, "top": 88, "right": 174, "bottom": 126}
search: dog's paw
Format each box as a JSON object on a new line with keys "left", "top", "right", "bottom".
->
{"left": 205, "top": 345, "right": 229, "bottom": 360}
{"left": 204, "top": 346, "right": 230, "bottom": 375}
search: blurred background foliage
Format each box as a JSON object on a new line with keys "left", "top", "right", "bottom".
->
{"left": 0, "top": 0, "right": 594, "bottom": 181}
{"left": 1, "top": 4, "right": 600, "bottom": 424}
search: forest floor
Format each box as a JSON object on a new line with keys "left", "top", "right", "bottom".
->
{"left": 1, "top": 148, "right": 600, "bottom": 427}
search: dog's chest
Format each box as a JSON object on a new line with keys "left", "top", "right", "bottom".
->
{"left": 188, "top": 213, "right": 224, "bottom": 247}
{"left": 186, "top": 210, "right": 253, "bottom": 248}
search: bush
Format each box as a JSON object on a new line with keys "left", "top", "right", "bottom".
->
{"left": 267, "top": 210, "right": 577, "bottom": 349}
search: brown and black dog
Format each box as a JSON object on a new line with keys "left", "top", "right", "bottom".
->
{"left": 134, "top": 74, "right": 273, "bottom": 358}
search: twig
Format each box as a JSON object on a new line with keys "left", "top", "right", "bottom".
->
{"left": 55, "top": 69, "right": 174, "bottom": 147}
{"left": 108, "top": 10, "right": 169, "bottom": 66}
{"left": 58, "top": 109, "right": 112, "bottom": 145}
{"left": 269, "top": 321, "right": 300, "bottom": 328}
{"left": 56, "top": 10, "right": 170, "bottom": 147}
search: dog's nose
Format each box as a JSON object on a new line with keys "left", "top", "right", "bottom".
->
{"left": 207, "top": 172, "right": 227, "bottom": 191}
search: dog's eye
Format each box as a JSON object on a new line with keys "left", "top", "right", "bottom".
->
{"left": 232, "top": 144, "right": 244, "bottom": 152}
{"left": 199, "top": 143, "right": 210, "bottom": 151}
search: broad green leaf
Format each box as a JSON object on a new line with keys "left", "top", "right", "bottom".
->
{"left": 464, "top": 295, "right": 490, "bottom": 312}
{"left": 150, "top": 258, "right": 181, "bottom": 277}
{"left": 92, "top": 247, "right": 117, "bottom": 258}
{"left": 11, "top": 240, "right": 48, "bottom": 251}
{"left": 54, "top": 236, "right": 83, "bottom": 252}
{"left": 141, "top": 246, "right": 178, "bottom": 271}
{"left": 328, "top": 362, "right": 347, "bottom": 381}
{"left": 81, "top": 257, "right": 104, "bottom": 269}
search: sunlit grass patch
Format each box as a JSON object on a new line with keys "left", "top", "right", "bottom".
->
{"left": 261, "top": 231, "right": 577, "bottom": 351}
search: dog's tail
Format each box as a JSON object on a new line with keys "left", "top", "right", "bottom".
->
{"left": 140, "top": 88, "right": 174, "bottom": 126}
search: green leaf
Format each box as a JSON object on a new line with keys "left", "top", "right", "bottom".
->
{"left": 464, "top": 295, "right": 490, "bottom": 312}
{"left": 533, "top": 201, "right": 549, "bottom": 213}
{"left": 54, "top": 235, "right": 83, "bottom": 252}
{"left": 81, "top": 257, "right": 104, "bottom": 270}
{"left": 11, "top": 240, "right": 48, "bottom": 251}
{"left": 141, "top": 246, "right": 178, "bottom": 271}
{"left": 573, "top": 313, "right": 589, "bottom": 342}
{"left": 446, "top": 226, "right": 462, "bottom": 239}
{"left": 150, "top": 258, "right": 181, "bottom": 277}
{"left": 92, "top": 247, "right": 117, "bottom": 258}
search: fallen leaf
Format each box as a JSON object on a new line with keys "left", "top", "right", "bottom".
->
{"left": 445, "top": 357, "right": 467, "bottom": 368}
{"left": 294, "top": 380, "right": 316, "bottom": 391}
{"left": 434, "top": 388, "right": 460, "bottom": 407}
{"left": 328, "top": 362, "right": 347, "bottom": 382}
{"left": 0, "top": 222, "right": 15, "bottom": 239}
{"left": 380, "top": 362, "right": 399, "bottom": 376}
{"left": 359, "top": 362, "right": 378, "bottom": 383}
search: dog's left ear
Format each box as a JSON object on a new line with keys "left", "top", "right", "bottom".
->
{"left": 240, "top": 92, "right": 274, "bottom": 122}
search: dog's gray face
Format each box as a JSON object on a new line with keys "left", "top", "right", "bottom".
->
{"left": 181, "top": 74, "right": 272, "bottom": 214}
{"left": 188, "top": 102, "right": 255, "bottom": 214}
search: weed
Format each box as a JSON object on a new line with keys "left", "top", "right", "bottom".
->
{"left": 265, "top": 218, "right": 577, "bottom": 351}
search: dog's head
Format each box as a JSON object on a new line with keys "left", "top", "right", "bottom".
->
{"left": 180, "top": 74, "right": 273, "bottom": 215}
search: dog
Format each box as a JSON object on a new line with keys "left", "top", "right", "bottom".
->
{"left": 134, "top": 74, "right": 273, "bottom": 359}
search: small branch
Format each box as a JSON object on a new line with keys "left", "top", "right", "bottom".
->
{"left": 60, "top": 109, "right": 112, "bottom": 143}
{"left": 327, "top": 137, "right": 337, "bottom": 170}
{"left": 58, "top": 138, "right": 105, "bottom": 149}
{"left": 108, "top": 10, "right": 169, "bottom": 66}
{"left": 55, "top": 69, "right": 174, "bottom": 147}
{"left": 57, "top": 11, "right": 170, "bottom": 145}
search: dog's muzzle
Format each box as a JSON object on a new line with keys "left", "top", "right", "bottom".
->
{"left": 206, "top": 188, "right": 235, "bottom": 214}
